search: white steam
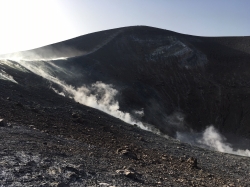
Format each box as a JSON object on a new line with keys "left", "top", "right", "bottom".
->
{"left": 134, "top": 110, "right": 144, "bottom": 117}
{"left": 0, "top": 60, "right": 29, "bottom": 72}
{"left": 177, "top": 126, "right": 250, "bottom": 157}
{"left": 0, "top": 69, "right": 18, "bottom": 83}
{"left": 51, "top": 87, "right": 65, "bottom": 97}
{"left": 4, "top": 55, "right": 250, "bottom": 157}
{"left": 0, "top": 46, "right": 85, "bottom": 62}
{"left": 57, "top": 81, "right": 147, "bottom": 130}
{"left": 3, "top": 58, "right": 148, "bottom": 130}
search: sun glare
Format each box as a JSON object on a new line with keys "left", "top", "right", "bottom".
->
{"left": 0, "top": 0, "right": 75, "bottom": 55}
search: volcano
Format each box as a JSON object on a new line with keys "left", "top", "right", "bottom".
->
{"left": 1, "top": 26, "right": 250, "bottom": 186}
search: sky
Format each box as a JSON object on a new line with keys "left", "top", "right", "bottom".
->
{"left": 0, "top": 0, "right": 250, "bottom": 55}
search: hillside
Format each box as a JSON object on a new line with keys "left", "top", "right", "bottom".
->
{"left": 1, "top": 26, "right": 250, "bottom": 186}
{"left": 3, "top": 26, "right": 250, "bottom": 139}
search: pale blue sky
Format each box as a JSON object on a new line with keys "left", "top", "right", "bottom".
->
{"left": 0, "top": 0, "right": 249, "bottom": 54}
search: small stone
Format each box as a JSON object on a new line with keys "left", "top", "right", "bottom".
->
{"left": 117, "top": 147, "right": 137, "bottom": 160}
{"left": 124, "top": 170, "right": 136, "bottom": 179}
{"left": 116, "top": 168, "right": 138, "bottom": 180}
{"left": 99, "top": 183, "right": 110, "bottom": 186}
{"left": 187, "top": 157, "right": 198, "bottom": 168}
{"left": 161, "top": 154, "right": 168, "bottom": 160}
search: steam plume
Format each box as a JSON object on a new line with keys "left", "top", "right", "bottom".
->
{"left": 54, "top": 81, "right": 148, "bottom": 130}
{"left": 4, "top": 58, "right": 148, "bottom": 130}
{"left": 3, "top": 55, "right": 250, "bottom": 157}
{"left": 0, "top": 69, "right": 18, "bottom": 83}
{"left": 177, "top": 126, "right": 250, "bottom": 157}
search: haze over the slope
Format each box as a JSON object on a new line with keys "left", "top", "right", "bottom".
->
{"left": 0, "top": 0, "right": 250, "bottom": 55}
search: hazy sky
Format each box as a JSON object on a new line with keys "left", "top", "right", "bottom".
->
{"left": 0, "top": 0, "right": 249, "bottom": 55}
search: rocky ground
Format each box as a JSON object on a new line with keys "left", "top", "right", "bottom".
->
{"left": 1, "top": 78, "right": 250, "bottom": 187}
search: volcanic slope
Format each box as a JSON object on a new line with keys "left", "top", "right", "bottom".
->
{"left": 1, "top": 26, "right": 250, "bottom": 186}
{"left": 0, "top": 66, "right": 250, "bottom": 186}
{"left": 3, "top": 26, "right": 250, "bottom": 140}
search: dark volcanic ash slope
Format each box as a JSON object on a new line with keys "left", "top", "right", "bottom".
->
{"left": 0, "top": 75, "right": 250, "bottom": 186}
{"left": 69, "top": 27, "right": 250, "bottom": 139}
{"left": 1, "top": 26, "right": 250, "bottom": 186}
{"left": 3, "top": 26, "right": 250, "bottom": 140}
